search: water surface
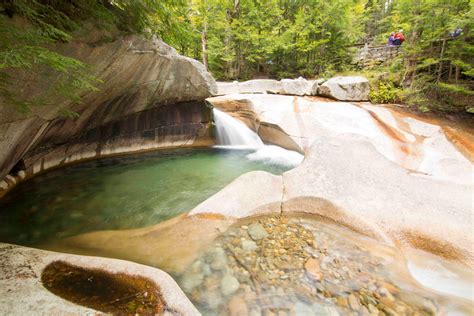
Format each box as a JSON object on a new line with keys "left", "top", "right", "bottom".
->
{"left": 0, "top": 148, "right": 293, "bottom": 245}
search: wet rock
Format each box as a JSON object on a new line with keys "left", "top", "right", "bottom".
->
{"left": 336, "top": 296, "right": 348, "bottom": 308}
{"left": 202, "top": 290, "right": 222, "bottom": 310}
{"left": 209, "top": 247, "right": 228, "bottom": 271}
{"left": 249, "top": 309, "right": 261, "bottom": 316}
{"left": 227, "top": 296, "right": 249, "bottom": 316}
{"left": 203, "top": 276, "right": 221, "bottom": 292}
{"left": 294, "top": 302, "right": 314, "bottom": 314}
{"left": 221, "top": 274, "right": 240, "bottom": 296}
{"left": 241, "top": 240, "right": 258, "bottom": 252}
{"left": 304, "top": 258, "right": 323, "bottom": 281}
{"left": 181, "top": 270, "right": 204, "bottom": 292}
{"left": 348, "top": 293, "right": 361, "bottom": 311}
{"left": 248, "top": 223, "right": 268, "bottom": 240}
{"left": 311, "top": 304, "right": 340, "bottom": 316}
{"left": 181, "top": 260, "right": 205, "bottom": 292}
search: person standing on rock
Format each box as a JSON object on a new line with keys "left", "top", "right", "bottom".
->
{"left": 393, "top": 30, "right": 405, "bottom": 46}
{"left": 386, "top": 32, "right": 396, "bottom": 47}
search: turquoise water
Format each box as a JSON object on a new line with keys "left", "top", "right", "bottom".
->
{"left": 0, "top": 148, "right": 291, "bottom": 246}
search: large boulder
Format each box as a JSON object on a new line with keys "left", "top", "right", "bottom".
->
{"left": 0, "top": 26, "right": 217, "bottom": 194}
{"left": 279, "top": 78, "right": 318, "bottom": 96}
{"left": 318, "top": 76, "right": 370, "bottom": 101}
{"left": 215, "top": 78, "right": 320, "bottom": 96}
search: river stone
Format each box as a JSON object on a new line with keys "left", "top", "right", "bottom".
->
{"left": 221, "top": 274, "right": 240, "bottom": 296}
{"left": 242, "top": 239, "right": 258, "bottom": 252}
{"left": 304, "top": 258, "right": 323, "bottom": 281}
{"left": 248, "top": 223, "right": 268, "bottom": 240}
{"left": 311, "top": 304, "right": 340, "bottom": 316}
{"left": 209, "top": 247, "right": 228, "bottom": 271}
{"left": 348, "top": 293, "right": 361, "bottom": 311}
{"left": 227, "top": 296, "right": 248, "bottom": 316}
{"left": 181, "top": 270, "right": 204, "bottom": 292}
{"left": 318, "top": 76, "right": 370, "bottom": 101}
{"left": 294, "top": 302, "right": 314, "bottom": 314}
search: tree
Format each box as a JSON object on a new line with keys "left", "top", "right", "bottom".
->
{"left": 0, "top": 0, "right": 189, "bottom": 113}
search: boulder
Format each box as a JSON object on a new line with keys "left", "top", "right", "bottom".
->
{"left": 216, "top": 81, "right": 240, "bottom": 95}
{"left": 0, "top": 28, "right": 217, "bottom": 192}
{"left": 238, "top": 79, "right": 281, "bottom": 94}
{"left": 318, "top": 76, "right": 370, "bottom": 101}
{"left": 279, "top": 77, "right": 317, "bottom": 96}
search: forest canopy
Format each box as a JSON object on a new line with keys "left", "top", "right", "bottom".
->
{"left": 0, "top": 0, "right": 473, "bottom": 113}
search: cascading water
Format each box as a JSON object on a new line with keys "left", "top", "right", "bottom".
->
{"left": 213, "top": 108, "right": 263, "bottom": 149}
{"left": 213, "top": 108, "right": 304, "bottom": 168}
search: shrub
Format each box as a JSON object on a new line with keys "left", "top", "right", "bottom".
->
{"left": 369, "top": 80, "right": 402, "bottom": 104}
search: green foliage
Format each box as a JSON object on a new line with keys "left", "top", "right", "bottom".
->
{"left": 369, "top": 80, "right": 402, "bottom": 104}
{"left": 0, "top": 0, "right": 188, "bottom": 113}
{"left": 178, "top": 0, "right": 366, "bottom": 80}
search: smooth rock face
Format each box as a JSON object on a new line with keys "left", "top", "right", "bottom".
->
{"left": 0, "top": 31, "right": 216, "bottom": 188}
{"left": 319, "top": 76, "right": 370, "bottom": 101}
{"left": 204, "top": 94, "right": 473, "bottom": 267}
{"left": 0, "top": 243, "right": 199, "bottom": 315}
{"left": 189, "top": 170, "right": 283, "bottom": 218}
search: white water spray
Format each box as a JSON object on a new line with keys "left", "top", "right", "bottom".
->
{"left": 213, "top": 108, "right": 263, "bottom": 149}
{"left": 213, "top": 108, "right": 304, "bottom": 167}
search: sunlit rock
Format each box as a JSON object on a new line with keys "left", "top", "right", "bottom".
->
{"left": 319, "top": 76, "right": 370, "bottom": 101}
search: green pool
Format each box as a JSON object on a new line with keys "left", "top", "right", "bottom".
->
{"left": 0, "top": 147, "right": 294, "bottom": 246}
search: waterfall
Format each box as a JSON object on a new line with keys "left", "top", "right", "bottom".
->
{"left": 213, "top": 108, "right": 304, "bottom": 167}
{"left": 213, "top": 108, "right": 264, "bottom": 149}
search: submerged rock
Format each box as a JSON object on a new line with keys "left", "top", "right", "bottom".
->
{"left": 227, "top": 296, "right": 249, "bottom": 316}
{"left": 179, "top": 215, "right": 458, "bottom": 315}
{"left": 241, "top": 239, "right": 258, "bottom": 252}
{"left": 221, "top": 274, "right": 240, "bottom": 296}
{"left": 247, "top": 223, "right": 268, "bottom": 240}
{"left": 304, "top": 258, "right": 323, "bottom": 281}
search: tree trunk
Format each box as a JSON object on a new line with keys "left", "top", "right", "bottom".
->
{"left": 201, "top": 20, "right": 208, "bottom": 70}
{"left": 455, "top": 65, "right": 461, "bottom": 82}
{"left": 437, "top": 38, "right": 446, "bottom": 83}
{"left": 448, "top": 62, "right": 453, "bottom": 81}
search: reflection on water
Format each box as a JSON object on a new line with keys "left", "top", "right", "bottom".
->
{"left": 0, "top": 148, "right": 292, "bottom": 246}
{"left": 176, "top": 215, "right": 472, "bottom": 315}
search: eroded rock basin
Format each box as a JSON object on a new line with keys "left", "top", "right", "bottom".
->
{"left": 42, "top": 261, "right": 165, "bottom": 314}
{"left": 177, "top": 215, "right": 473, "bottom": 315}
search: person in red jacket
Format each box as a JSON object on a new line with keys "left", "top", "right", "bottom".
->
{"left": 393, "top": 30, "right": 405, "bottom": 46}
